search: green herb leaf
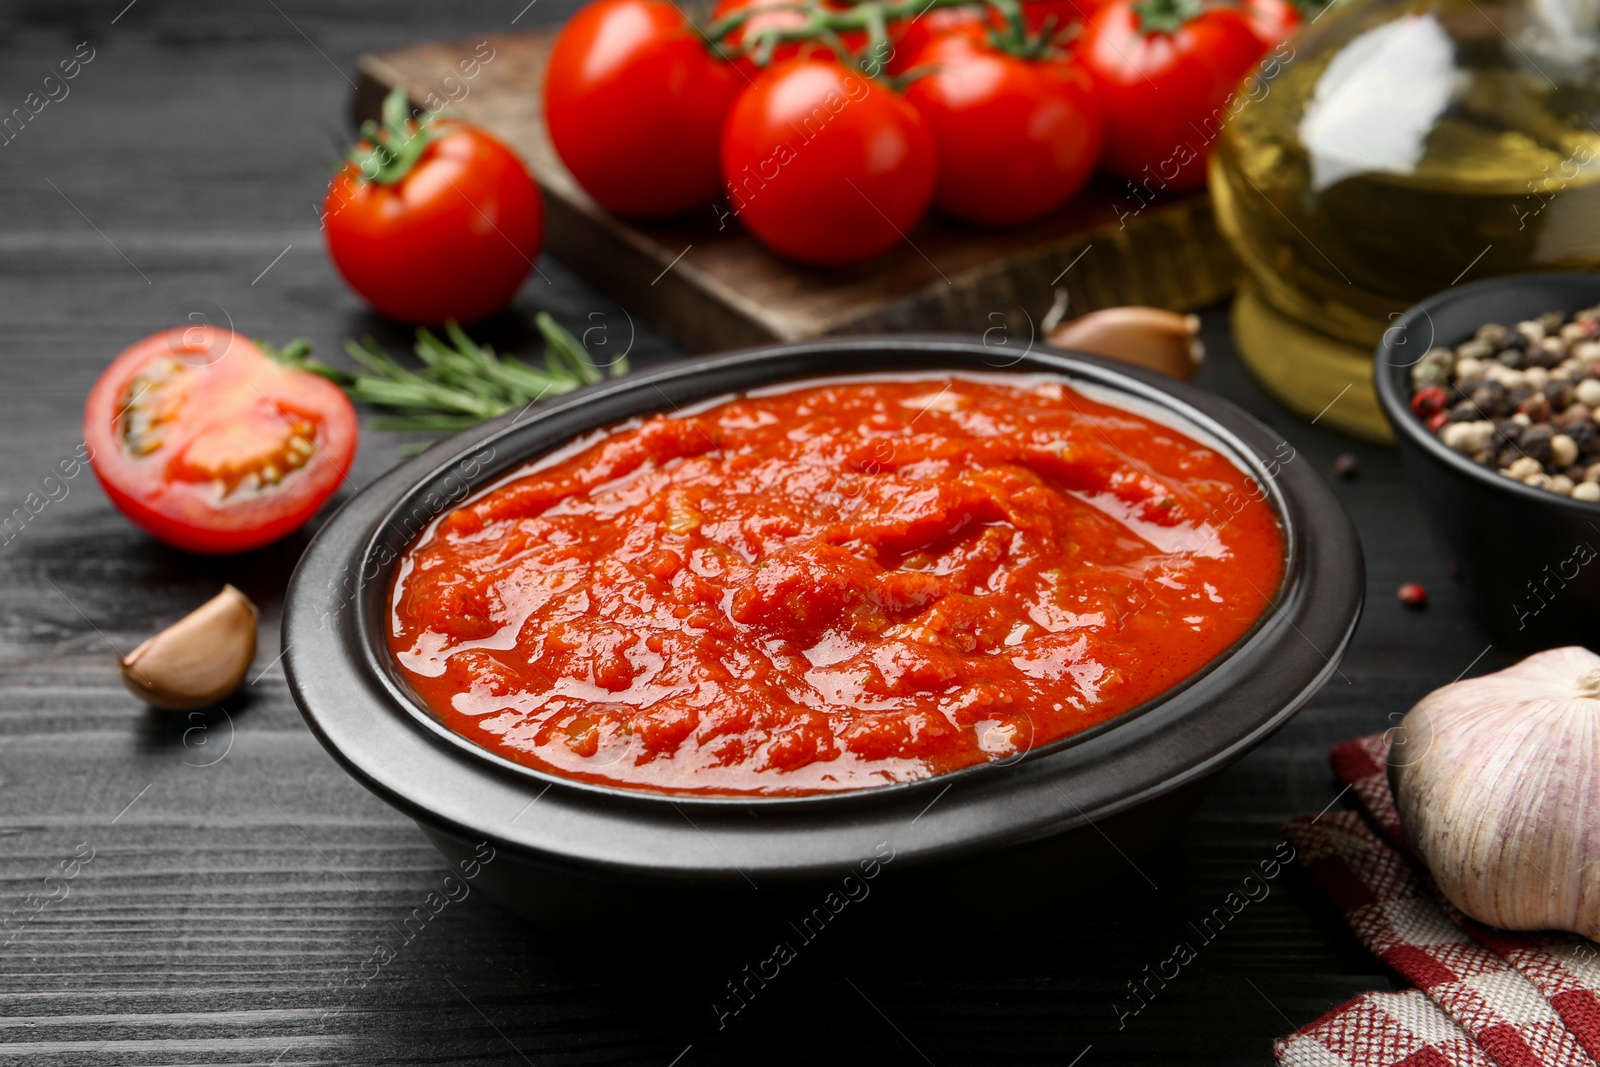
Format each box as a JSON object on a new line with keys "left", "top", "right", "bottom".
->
{"left": 267, "top": 316, "right": 628, "bottom": 451}
{"left": 256, "top": 337, "right": 347, "bottom": 383}
{"left": 346, "top": 87, "right": 438, "bottom": 186}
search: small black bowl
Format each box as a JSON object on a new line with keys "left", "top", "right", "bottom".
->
{"left": 284, "top": 336, "right": 1362, "bottom": 940}
{"left": 1374, "top": 272, "right": 1600, "bottom": 646}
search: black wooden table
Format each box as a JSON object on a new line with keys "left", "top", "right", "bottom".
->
{"left": 0, "top": 3, "right": 1509, "bottom": 1063}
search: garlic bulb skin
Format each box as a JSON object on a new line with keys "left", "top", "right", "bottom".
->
{"left": 1390, "top": 646, "right": 1600, "bottom": 938}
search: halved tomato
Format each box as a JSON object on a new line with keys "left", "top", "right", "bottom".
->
{"left": 84, "top": 326, "right": 358, "bottom": 554}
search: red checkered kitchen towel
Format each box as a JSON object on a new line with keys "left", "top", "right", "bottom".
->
{"left": 1276, "top": 734, "right": 1600, "bottom": 1067}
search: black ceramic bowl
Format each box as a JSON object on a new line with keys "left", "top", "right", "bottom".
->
{"left": 1375, "top": 273, "right": 1600, "bottom": 646}
{"left": 284, "top": 336, "right": 1362, "bottom": 939}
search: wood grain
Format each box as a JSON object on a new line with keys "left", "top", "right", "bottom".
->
{"left": 0, "top": 2, "right": 1510, "bottom": 1063}
{"left": 356, "top": 31, "right": 1238, "bottom": 351}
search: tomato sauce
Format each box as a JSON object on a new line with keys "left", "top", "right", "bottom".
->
{"left": 389, "top": 374, "right": 1285, "bottom": 796}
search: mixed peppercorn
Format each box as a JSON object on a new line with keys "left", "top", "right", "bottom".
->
{"left": 1410, "top": 308, "right": 1600, "bottom": 503}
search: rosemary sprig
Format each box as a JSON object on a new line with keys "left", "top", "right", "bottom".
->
{"left": 260, "top": 313, "right": 628, "bottom": 451}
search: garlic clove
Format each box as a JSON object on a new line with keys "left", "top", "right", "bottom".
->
{"left": 1046, "top": 307, "right": 1204, "bottom": 381}
{"left": 1389, "top": 646, "right": 1600, "bottom": 938}
{"left": 121, "top": 585, "right": 258, "bottom": 711}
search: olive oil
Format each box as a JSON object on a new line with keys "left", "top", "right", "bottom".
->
{"left": 1210, "top": 0, "right": 1600, "bottom": 438}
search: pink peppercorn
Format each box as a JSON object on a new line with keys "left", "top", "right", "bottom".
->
{"left": 1411, "top": 386, "right": 1449, "bottom": 417}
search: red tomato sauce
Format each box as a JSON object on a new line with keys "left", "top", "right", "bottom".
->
{"left": 389, "top": 374, "right": 1285, "bottom": 796}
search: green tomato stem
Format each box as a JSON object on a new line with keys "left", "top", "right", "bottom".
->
{"left": 702, "top": 0, "right": 1069, "bottom": 73}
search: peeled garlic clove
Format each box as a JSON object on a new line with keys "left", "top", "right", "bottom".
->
{"left": 1389, "top": 646, "right": 1600, "bottom": 938}
{"left": 1046, "top": 307, "right": 1204, "bottom": 381}
{"left": 121, "top": 585, "right": 258, "bottom": 711}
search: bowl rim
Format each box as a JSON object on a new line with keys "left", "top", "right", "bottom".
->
{"left": 1372, "top": 270, "right": 1600, "bottom": 514}
{"left": 284, "top": 334, "right": 1364, "bottom": 882}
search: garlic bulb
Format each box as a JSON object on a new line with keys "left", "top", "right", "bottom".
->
{"left": 1390, "top": 646, "right": 1600, "bottom": 937}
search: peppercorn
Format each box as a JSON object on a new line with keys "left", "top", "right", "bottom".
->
{"left": 1517, "top": 394, "right": 1553, "bottom": 421}
{"left": 1427, "top": 411, "right": 1449, "bottom": 432}
{"left": 1410, "top": 385, "right": 1450, "bottom": 417}
{"left": 1520, "top": 423, "right": 1555, "bottom": 463}
{"left": 1398, "top": 583, "right": 1428, "bottom": 608}
{"left": 1568, "top": 420, "right": 1600, "bottom": 455}
{"left": 1506, "top": 456, "right": 1544, "bottom": 480}
{"left": 1449, "top": 399, "right": 1482, "bottom": 422}
{"left": 1411, "top": 349, "right": 1454, "bottom": 390}
{"left": 1525, "top": 343, "right": 1563, "bottom": 369}
{"left": 1507, "top": 384, "right": 1535, "bottom": 409}
{"left": 1543, "top": 381, "right": 1573, "bottom": 410}
{"left": 1332, "top": 453, "right": 1358, "bottom": 479}
{"left": 1441, "top": 420, "right": 1496, "bottom": 453}
{"left": 1413, "top": 362, "right": 1451, "bottom": 389}
{"left": 1542, "top": 336, "right": 1569, "bottom": 362}
{"left": 1469, "top": 382, "right": 1508, "bottom": 417}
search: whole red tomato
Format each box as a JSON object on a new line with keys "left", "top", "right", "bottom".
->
{"left": 1019, "top": 0, "right": 1107, "bottom": 35}
{"left": 1241, "top": 0, "right": 1300, "bottom": 47}
{"left": 1079, "top": 0, "right": 1265, "bottom": 189}
{"left": 887, "top": 6, "right": 989, "bottom": 73}
{"left": 904, "top": 36, "right": 1102, "bottom": 225}
{"left": 720, "top": 59, "right": 936, "bottom": 266}
{"left": 711, "top": 0, "right": 868, "bottom": 77}
{"left": 84, "top": 327, "right": 358, "bottom": 554}
{"left": 546, "top": 0, "right": 742, "bottom": 218}
{"left": 324, "top": 93, "right": 543, "bottom": 326}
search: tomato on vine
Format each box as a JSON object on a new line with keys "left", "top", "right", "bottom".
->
{"left": 886, "top": 0, "right": 1099, "bottom": 73}
{"left": 720, "top": 59, "right": 936, "bottom": 265}
{"left": 323, "top": 90, "right": 543, "bottom": 326}
{"left": 1078, "top": 0, "right": 1266, "bottom": 190}
{"left": 711, "top": 0, "right": 870, "bottom": 76}
{"left": 904, "top": 33, "right": 1102, "bottom": 225}
{"left": 1018, "top": 0, "right": 1107, "bottom": 34}
{"left": 886, "top": 6, "right": 989, "bottom": 73}
{"left": 545, "top": 0, "right": 742, "bottom": 218}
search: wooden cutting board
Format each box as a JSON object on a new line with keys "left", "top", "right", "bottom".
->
{"left": 355, "top": 32, "right": 1236, "bottom": 351}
